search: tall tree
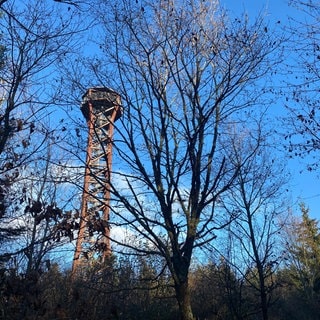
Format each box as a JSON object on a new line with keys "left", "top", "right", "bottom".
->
{"left": 0, "top": 0, "right": 86, "bottom": 265}
{"left": 73, "top": 1, "right": 282, "bottom": 318}
{"left": 223, "top": 120, "right": 288, "bottom": 320}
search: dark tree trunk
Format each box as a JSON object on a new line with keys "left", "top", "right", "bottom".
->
{"left": 175, "top": 279, "right": 194, "bottom": 320}
{"left": 258, "top": 267, "right": 268, "bottom": 320}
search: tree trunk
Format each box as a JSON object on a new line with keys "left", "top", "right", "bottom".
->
{"left": 259, "top": 279, "right": 269, "bottom": 320}
{"left": 175, "top": 280, "right": 194, "bottom": 320}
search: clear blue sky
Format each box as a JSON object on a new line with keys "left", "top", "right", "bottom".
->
{"left": 221, "top": 0, "right": 294, "bottom": 19}
{"left": 221, "top": 0, "right": 320, "bottom": 219}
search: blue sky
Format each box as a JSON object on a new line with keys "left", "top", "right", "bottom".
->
{"left": 221, "top": 0, "right": 295, "bottom": 19}
{"left": 220, "top": 0, "right": 320, "bottom": 219}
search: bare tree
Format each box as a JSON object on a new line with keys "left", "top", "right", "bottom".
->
{"left": 0, "top": 0, "right": 88, "bottom": 269}
{"left": 74, "top": 1, "right": 283, "bottom": 318}
{"left": 221, "top": 119, "right": 289, "bottom": 320}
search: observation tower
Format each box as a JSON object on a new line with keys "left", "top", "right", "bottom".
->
{"left": 72, "top": 87, "right": 122, "bottom": 275}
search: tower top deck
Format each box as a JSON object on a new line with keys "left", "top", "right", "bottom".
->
{"left": 80, "top": 87, "right": 122, "bottom": 121}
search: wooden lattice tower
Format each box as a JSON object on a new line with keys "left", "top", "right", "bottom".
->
{"left": 72, "top": 87, "right": 122, "bottom": 275}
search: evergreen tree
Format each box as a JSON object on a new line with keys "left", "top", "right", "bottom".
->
{"left": 290, "top": 204, "right": 320, "bottom": 299}
{"left": 282, "top": 204, "right": 320, "bottom": 318}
